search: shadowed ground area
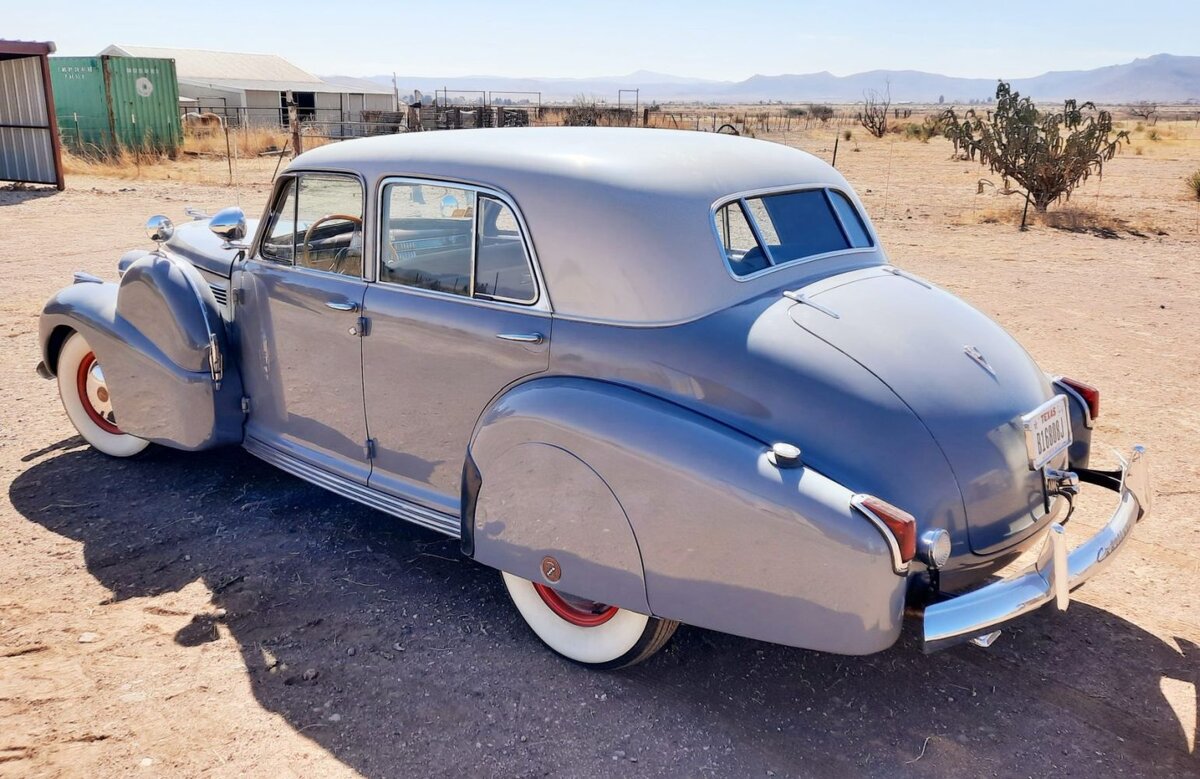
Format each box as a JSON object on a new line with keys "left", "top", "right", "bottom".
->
{"left": 5, "top": 443, "right": 1196, "bottom": 777}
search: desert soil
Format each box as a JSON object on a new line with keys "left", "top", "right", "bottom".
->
{"left": 1, "top": 129, "right": 1198, "bottom": 778}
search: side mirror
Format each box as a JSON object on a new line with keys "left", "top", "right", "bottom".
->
{"left": 145, "top": 214, "right": 174, "bottom": 243}
{"left": 209, "top": 206, "right": 248, "bottom": 246}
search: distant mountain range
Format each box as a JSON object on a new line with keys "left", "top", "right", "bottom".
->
{"left": 352, "top": 54, "right": 1200, "bottom": 104}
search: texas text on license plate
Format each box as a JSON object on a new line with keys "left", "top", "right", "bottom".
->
{"left": 1021, "top": 395, "right": 1072, "bottom": 470}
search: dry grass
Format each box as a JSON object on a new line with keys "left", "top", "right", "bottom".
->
{"left": 1186, "top": 169, "right": 1200, "bottom": 200}
{"left": 61, "top": 126, "right": 335, "bottom": 181}
{"left": 183, "top": 125, "right": 291, "bottom": 157}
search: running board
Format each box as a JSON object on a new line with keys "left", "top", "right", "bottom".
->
{"left": 243, "top": 437, "right": 461, "bottom": 538}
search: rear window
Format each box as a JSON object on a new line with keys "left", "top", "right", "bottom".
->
{"left": 715, "top": 188, "right": 873, "bottom": 278}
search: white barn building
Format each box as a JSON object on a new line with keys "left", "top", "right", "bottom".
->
{"left": 100, "top": 44, "right": 394, "bottom": 130}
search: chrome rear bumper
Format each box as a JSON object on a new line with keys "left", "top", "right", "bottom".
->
{"left": 923, "top": 446, "right": 1150, "bottom": 652}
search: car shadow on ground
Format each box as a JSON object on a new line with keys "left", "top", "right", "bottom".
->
{"left": 10, "top": 443, "right": 1198, "bottom": 777}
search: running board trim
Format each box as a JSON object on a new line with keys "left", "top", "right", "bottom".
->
{"left": 243, "top": 436, "right": 461, "bottom": 538}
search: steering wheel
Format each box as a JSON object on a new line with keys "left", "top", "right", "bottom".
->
{"left": 303, "top": 214, "right": 363, "bottom": 270}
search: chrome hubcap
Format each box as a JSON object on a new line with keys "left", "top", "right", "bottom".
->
{"left": 85, "top": 362, "right": 113, "bottom": 419}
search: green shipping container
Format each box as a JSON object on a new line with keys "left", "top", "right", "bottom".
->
{"left": 50, "top": 56, "right": 182, "bottom": 155}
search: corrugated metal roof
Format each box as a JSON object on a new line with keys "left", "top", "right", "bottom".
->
{"left": 102, "top": 45, "right": 392, "bottom": 95}
{"left": 103, "top": 44, "right": 322, "bottom": 83}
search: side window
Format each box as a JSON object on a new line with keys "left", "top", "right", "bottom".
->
{"left": 716, "top": 201, "right": 770, "bottom": 276}
{"left": 295, "top": 174, "right": 364, "bottom": 276}
{"left": 261, "top": 179, "right": 298, "bottom": 262}
{"left": 380, "top": 182, "right": 538, "bottom": 304}
{"left": 475, "top": 197, "right": 536, "bottom": 302}
{"left": 380, "top": 183, "right": 475, "bottom": 296}
{"left": 259, "top": 173, "right": 364, "bottom": 277}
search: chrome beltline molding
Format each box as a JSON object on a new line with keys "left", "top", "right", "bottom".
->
{"left": 243, "top": 436, "right": 461, "bottom": 538}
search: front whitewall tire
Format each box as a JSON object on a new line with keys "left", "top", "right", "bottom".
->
{"left": 55, "top": 333, "right": 149, "bottom": 458}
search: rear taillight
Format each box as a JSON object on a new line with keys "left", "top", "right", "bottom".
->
{"left": 1060, "top": 376, "right": 1100, "bottom": 421}
{"left": 853, "top": 495, "right": 917, "bottom": 567}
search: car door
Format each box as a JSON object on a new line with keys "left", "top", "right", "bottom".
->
{"left": 362, "top": 179, "right": 550, "bottom": 515}
{"left": 234, "top": 171, "right": 371, "bottom": 484}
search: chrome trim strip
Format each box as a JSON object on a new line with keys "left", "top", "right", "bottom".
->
{"left": 782, "top": 289, "right": 840, "bottom": 319}
{"left": 849, "top": 494, "right": 909, "bottom": 576}
{"left": 243, "top": 436, "right": 461, "bottom": 538}
{"left": 882, "top": 265, "right": 932, "bottom": 288}
{"left": 922, "top": 445, "right": 1148, "bottom": 652}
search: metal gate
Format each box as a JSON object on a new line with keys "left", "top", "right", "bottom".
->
{"left": 0, "top": 41, "right": 64, "bottom": 189}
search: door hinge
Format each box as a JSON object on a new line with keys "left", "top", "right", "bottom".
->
{"left": 350, "top": 315, "right": 369, "bottom": 337}
{"left": 234, "top": 287, "right": 245, "bottom": 305}
{"left": 240, "top": 396, "right": 251, "bottom": 414}
{"left": 365, "top": 438, "right": 377, "bottom": 460}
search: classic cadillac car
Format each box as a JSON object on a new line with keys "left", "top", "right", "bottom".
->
{"left": 37, "top": 128, "right": 1149, "bottom": 668}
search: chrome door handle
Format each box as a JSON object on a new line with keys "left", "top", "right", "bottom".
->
{"left": 326, "top": 301, "right": 358, "bottom": 312}
{"left": 496, "top": 332, "right": 544, "bottom": 344}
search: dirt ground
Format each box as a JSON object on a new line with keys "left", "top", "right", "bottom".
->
{"left": 2, "top": 127, "right": 1199, "bottom": 778}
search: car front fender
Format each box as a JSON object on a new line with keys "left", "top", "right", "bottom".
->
{"left": 38, "top": 256, "right": 243, "bottom": 451}
{"left": 466, "top": 377, "right": 906, "bottom": 655}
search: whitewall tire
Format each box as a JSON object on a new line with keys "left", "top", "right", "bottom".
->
{"left": 55, "top": 332, "right": 149, "bottom": 458}
{"left": 501, "top": 571, "right": 679, "bottom": 669}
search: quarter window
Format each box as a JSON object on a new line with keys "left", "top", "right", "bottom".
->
{"left": 380, "top": 182, "right": 537, "bottom": 303}
{"left": 715, "top": 188, "right": 874, "bottom": 277}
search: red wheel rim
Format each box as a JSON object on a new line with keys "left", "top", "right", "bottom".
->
{"left": 533, "top": 582, "right": 619, "bottom": 627}
{"left": 76, "top": 351, "right": 122, "bottom": 435}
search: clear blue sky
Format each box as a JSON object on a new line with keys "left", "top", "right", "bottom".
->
{"left": 8, "top": 0, "right": 1195, "bottom": 80}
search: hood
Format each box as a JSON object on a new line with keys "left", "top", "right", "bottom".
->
{"left": 164, "top": 217, "right": 260, "bottom": 279}
{"left": 788, "top": 268, "right": 1056, "bottom": 554}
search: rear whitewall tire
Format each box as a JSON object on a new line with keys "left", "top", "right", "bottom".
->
{"left": 501, "top": 571, "right": 679, "bottom": 669}
{"left": 55, "top": 333, "right": 149, "bottom": 458}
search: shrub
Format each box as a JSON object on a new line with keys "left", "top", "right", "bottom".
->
{"left": 808, "top": 103, "right": 834, "bottom": 122}
{"left": 1187, "top": 170, "right": 1200, "bottom": 200}
{"left": 786, "top": 107, "right": 807, "bottom": 118}
{"left": 1147, "top": 128, "right": 1161, "bottom": 141}
{"left": 856, "top": 86, "right": 889, "bottom": 138}
{"left": 842, "top": 129, "right": 852, "bottom": 141}
{"left": 942, "top": 81, "right": 1128, "bottom": 225}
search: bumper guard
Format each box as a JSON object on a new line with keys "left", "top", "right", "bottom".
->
{"left": 923, "top": 445, "right": 1150, "bottom": 652}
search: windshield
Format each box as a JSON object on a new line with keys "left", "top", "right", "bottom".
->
{"left": 715, "top": 188, "right": 874, "bottom": 278}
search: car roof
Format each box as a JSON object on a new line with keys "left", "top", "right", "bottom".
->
{"left": 291, "top": 128, "right": 882, "bottom": 325}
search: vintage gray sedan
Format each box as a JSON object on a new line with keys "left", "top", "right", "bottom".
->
{"left": 37, "top": 128, "right": 1149, "bottom": 668}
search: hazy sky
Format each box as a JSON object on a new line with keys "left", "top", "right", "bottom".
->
{"left": 8, "top": 0, "right": 1195, "bottom": 81}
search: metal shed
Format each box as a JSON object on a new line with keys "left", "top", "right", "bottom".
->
{"left": 50, "top": 56, "right": 182, "bottom": 155}
{"left": 0, "top": 40, "right": 64, "bottom": 189}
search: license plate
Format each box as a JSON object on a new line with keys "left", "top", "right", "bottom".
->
{"left": 1022, "top": 395, "right": 1072, "bottom": 470}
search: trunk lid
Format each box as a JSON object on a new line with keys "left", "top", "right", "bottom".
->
{"left": 788, "top": 269, "right": 1056, "bottom": 554}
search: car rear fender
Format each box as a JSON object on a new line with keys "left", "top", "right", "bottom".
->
{"left": 39, "top": 254, "right": 244, "bottom": 450}
{"left": 465, "top": 377, "right": 905, "bottom": 655}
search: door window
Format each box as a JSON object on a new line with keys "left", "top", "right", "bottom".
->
{"left": 380, "top": 182, "right": 537, "bottom": 303}
{"left": 258, "top": 173, "right": 365, "bottom": 277}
